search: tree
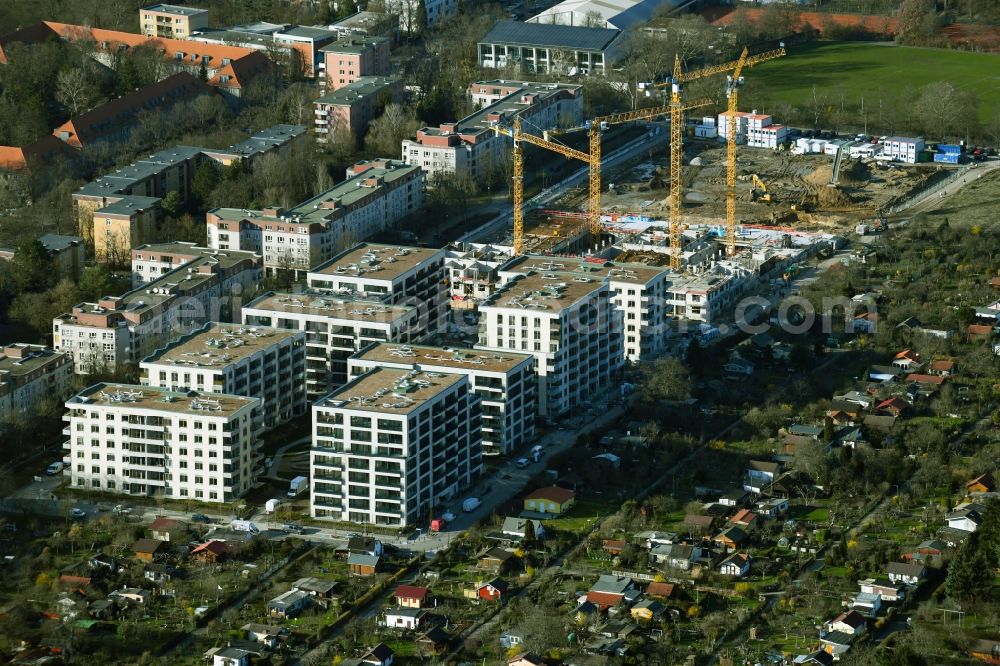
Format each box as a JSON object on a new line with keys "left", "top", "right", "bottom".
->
{"left": 11, "top": 239, "right": 54, "bottom": 293}
{"left": 914, "top": 81, "right": 979, "bottom": 141}
{"left": 946, "top": 532, "right": 991, "bottom": 602}
{"left": 758, "top": 3, "right": 799, "bottom": 40}
{"left": 78, "top": 265, "right": 122, "bottom": 300}
{"left": 198, "top": 59, "right": 208, "bottom": 82}
{"left": 365, "top": 103, "right": 422, "bottom": 157}
{"left": 414, "top": 0, "right": 428, "bottom": 34}
{"left": 896, "top": 0, "right": 939, "bottom": 44}
{"left": 191, "top": 162, "right": 221, "bottom": 206}
{"left": 637, "top": 356, "right": 691, "bottom": 404}
{"left": 55, "top": 68, "right": 96, "bottom": 116}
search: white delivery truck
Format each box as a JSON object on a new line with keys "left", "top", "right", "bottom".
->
{"left": 231, "top": 520, "right": 260, "bottom": 535}
{"left": 287, "top": 476, "right": 309, "bottom": 498}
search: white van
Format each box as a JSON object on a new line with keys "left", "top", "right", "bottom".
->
{"left": 46, "top": 462, "right": 64, "bottom": 475}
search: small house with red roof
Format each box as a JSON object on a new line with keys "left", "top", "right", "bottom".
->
{"left": 524, "top": 486, "right": 576, "bottom": 515}
{"left": 876, "top": 397, "right": 910, "bottom": 418}
{"left": 192, "top": 540, "right": 228, "bottom": 563}
{"left": 394, "top": 585, "right": 429, "bottom": 609}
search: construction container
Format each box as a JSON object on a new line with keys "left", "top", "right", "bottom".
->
{"left": 917, "top": 150, "right": 932, "bottom": 163}
{"left": 934, "top": 152, "right": 959, "bottom": 164}
{"left": 938, "top": 144, "right": 961, "bottom": 154}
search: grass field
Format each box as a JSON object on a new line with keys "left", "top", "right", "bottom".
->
{"left": 746, "top": 42, "right": 1000, "bottom": 123}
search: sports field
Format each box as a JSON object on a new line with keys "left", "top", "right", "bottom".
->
{"left": 746, "top": 42, "right": 1000, "bottom": 123}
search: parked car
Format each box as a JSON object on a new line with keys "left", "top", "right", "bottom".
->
{"left": 441, "top": 511, "right": 456, "bottom": 524}
{"left": 112, "top": 505, "right": 131, "bottom": 515}
{"left": 282, "top": 523, "right": 304, "bottom": 534}
{"left": 45, "top": 462, "right": 64, "bottom": 475}
{"left": 515, "top": 457, "right": 530, "bottom": 469}
{"left": 69, "top": 508, "right": 86, "bottom": 520}
{"left": 190, "top": 513, "right": 212, "bottom": 524}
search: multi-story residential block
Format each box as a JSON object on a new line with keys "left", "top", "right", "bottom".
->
{"left": 241, "top": 291, "right": 421, "bottom": 395}
{"left": 0, "top": 344, "right": 74, "bottom": 421}
{"left": 314, "top": 76, "right": 403, "bottom": 142}
{"left": 478, "top": 20, "right": 623, "bottom": 75}
{"left": 73, "top": 125, "right": 305, "bottom": 251}
{"left": 140, "top": 322, "right": 307, "bottom": 429}
{"left": 1, "top": 22, "right": 272, "bottom": 101}
{"left": 307, "top": 243, "right": 448, "bottom": 334}
{"left": 311, "top": 367, "right": 483, "bottom": 526}
{"left": 328, "top": 11, "right": 400, "bottom": 42}
{"left": 349, "top": 342, "right": 534, "bottom": 456}
{"left": 206, "top": 160, "right": 424, "bottom": 276}
{"left": 0, "top": 234, "right": 85, "bottom": 280}
{"left": 93, "top": 195, "right": 161, "bottom": 264}
{"left": 64, "top": 383, "right": 261, "bottom": 502}
{"left": 54, "top": 252, "right": 262, "bottom": 375}
{"left": 500, "top": 255, "right": 671, "bottom": 364}
{"left": 140, "top": 4, "right": 208, "bottom": 39}
{"left": 273, "top": 26, "right": 340, "bottom": 78}
{"left": 476, "top": 267, "right": 621, "bottom": 417}
{"left": 385, "top": 0, "right": 457, "bottom": 33}
{"left": 131, "top": 242, "right": 261, "bottom": 288}
{"left": 319, "top": 35, "right": 390, "bottom": 91}
{"left": 403, "top": 80, "right": 583, "bottom": 182}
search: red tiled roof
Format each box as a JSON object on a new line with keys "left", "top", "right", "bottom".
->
{"left": 732, "top": 509, "right": 757, "bottom": 525}
{"left": 0, "top": 135, "right": 73, "bottom": 170}
{"left": 394, "top": 585, "right": 429, "bottom": 601}
{"left": 877, "top": 397, "right": 909, "bottom": 412}
{"left": 1, "top": 22, "right": 271, "bottom": 91}
{"left": 968, "top": 324, "right": 994, "bottom": 337}
{"left": 586, "top": 591, "right": 623, "bottom": 608}
{"left": 895, "top": 349, "right": 921, "bottom": 362}
{"left": 905, "top": 373, "right": 945, "bottom": 385}
{"left": 52, "top": 72, "right": 211, "bottom": 148}
{"left": 930, "top": 360, "right": 956, "bottom": 372}
{"left": 525, "top": 486, "right": 576, "bottom": 504}
{"left": 192, "top": 540, "right": 227, "bottom": 556}
{"left": 833, "top": 610, "right": 866, "bottom": 629}
{"left": 149, "top": 517, "right": 180, "bottom": 531}
{"left": 645, "top": 581, "right": 675, "bottom": 597}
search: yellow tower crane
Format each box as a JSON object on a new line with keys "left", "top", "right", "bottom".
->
{"left": 655, "top": 47, "right": 785, "bottom": 269}
{"left": 724, "top": 46, "right": 786, "bottom": 257}
{"left": 496, "top": 105, "right": 704, "bottom": 254}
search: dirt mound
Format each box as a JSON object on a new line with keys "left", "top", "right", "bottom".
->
{"left": 804, "top": 164, "right": 834, "bottom": 187}
{"left": 839, "top": 158, "right": 872, "bottom": 185}
{"left": 815, "top": 185, "right": 853, "bottom": 207}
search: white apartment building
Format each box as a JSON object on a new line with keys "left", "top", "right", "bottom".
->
{"left": 241, "top": 291, "right": 421, "bottom": 396}
{"left": 311, "top": 367, "right": 482, "bottom": 526}
{"left": 65, "top": 383, "right": 261, "bottom": 502}
{"left": 0, "top": 344, "right": 74, "bottom": 421}
{"left": 206, "top": 160, "right": 424, "bottom": 276}
{"left": 403, "top": 80, "right": 583, "bottom": 182}
{"left": 308, "top": 243, "right": 449, "bottom": 334}
{"left": 880, "top": 137, "right": 925, "bottom": 164}
{"left": 54, "top": 252, "right": 263, "bottom": 375}
{"left": 476, "top": 269, "right": 621, "bottom": 417}
{"left": 348, "top": 342, "right": 535, "bottom": 456}
{"left": 140, "top": 322, "right": 307, "bottom": 430}
{"left": 131, "top": 242, "right": 261, "bottom": 288}
{"left": 500, "top": 256, "right": 672, "bottom": 364}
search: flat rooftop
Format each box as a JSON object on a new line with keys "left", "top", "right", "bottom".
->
{"left": 485, "top": 270, "right": 607, "bottom": 311}
{"left": 143, "top": 3, "right": 208, "bottom": 16}
{"left": 279, "top": 25, "right": 338, "bottom": 39}
{"left": 310, "top": 243, "right": 441, "bottom": 280}
{"left": 352, "top": 342, "right": 533, "bottom": 373}
{"left": 68, "top": 383, "right": 255, "bottom": 416}
{"left": 504, "top": 255, "right": 668, "bottom": 285}
{"left": 320, "top": 367, "right": 464, "bottom": 414}
{"left": 141, "top": 322, "right": 301, "bottom": 368}
{"left": 0, "top": 345, "right": 68, "bottom": 377}
{"left": 243, "top": 291, "right": 415, "bottom": 323}
{"left": 316, "top": 76, "right": 398, "bottom": 106}
{"left": 97, "top": 195, "right": 161, "bottom": 215}
{"left": 319, "top": 35, "right": 388, "bottom": 54}
{"left": 210, "top": 161, "right": 420, "bottom": 229}
{"left": 420, "top": 80, "right": 581, "bottom": 138}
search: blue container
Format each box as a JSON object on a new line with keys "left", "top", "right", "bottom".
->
{"left": 938, "top": 144, "right": 961, "bottom": 154}
{"left": 934, "top": 153, "right": 959, "bottom": 164}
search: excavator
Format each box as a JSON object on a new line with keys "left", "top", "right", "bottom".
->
{"left": 749, "top": 174, "right": 774, "bottom": 203}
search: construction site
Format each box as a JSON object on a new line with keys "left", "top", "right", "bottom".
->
{"left": 478, "top": 46, "right": 954, "bottom": 276}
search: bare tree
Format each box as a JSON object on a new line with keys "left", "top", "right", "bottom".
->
{"left": 365, "top": 103, "right": 421, "bottom": 158}
{"left": 55, "top": 68, "right": 96, "bottom": 116}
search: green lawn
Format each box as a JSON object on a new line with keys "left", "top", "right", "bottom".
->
{"left": 747, "top": 42, "right": 1000, "bottom": 123}
{"left": 548, "top": 498, "right": 616, "bottom": 534}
